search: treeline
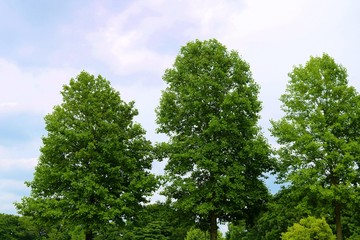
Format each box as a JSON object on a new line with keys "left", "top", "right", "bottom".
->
{"left": 5, "top": 39, "right": 360, "bottom": 239}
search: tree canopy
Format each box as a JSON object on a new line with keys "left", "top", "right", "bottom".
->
{"left": 16, "top": 71, "right": 157, "bottom": 239}
{"left": 10, "top": 41, "right": 360, "bottom": 240}
{"left": 0, "top": 214, "right": 38, "bottom": 240}
{"left": 281, "top": 216, "right": 335, "bottom": 240}
{"left": 156, "top": 39, "right": 273, "bottom": 240}
{"left": 271, "top": 53, "right": 360, "bottom": 240}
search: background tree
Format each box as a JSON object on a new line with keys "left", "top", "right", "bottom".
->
{"left": 185, "top": 228, "right": 225, "bottom": 240}
{"left": 225, "top": 221, "right": 247, "bottom": 240}
{"left": 244, "top": 184, "right": 360, "bottom": 239}
{"left": 270, "top": 54, "right": 360, "bottom": 240}
{"left": 156, "top": 39, "right": 273, "bottom": 240}
{"left": 281, "top": 216, "right": 335, "bottom": 240}
{"left": 122, "top": 201, "right": 193, "bottom": 240}
{"left": 16, "top": 71, "right": 157, "bottom": 240}
{"left": 245, "top": 185, "right": 325, "bottom": 240}
{"left": 0, "top": 214, "right": 37, "bottom": 240}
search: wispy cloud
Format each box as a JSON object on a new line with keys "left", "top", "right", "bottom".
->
{"left": 0, "top": 143, "right": 39, "bottom": 177}
{"left": 0, "top": 157, "right": 37, "bottom": 172}
{"left": 0, "top": 102, "right": 18, "bottom": 109}
{"left": 0, "top": 180, "right": 30, "bottom": 214}
{"left": 0, "top": 58, "right": 78, "bottom": 115}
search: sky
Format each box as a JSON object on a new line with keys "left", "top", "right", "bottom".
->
{"left": 0, "top": 0, "right": 360, "bottom": 215}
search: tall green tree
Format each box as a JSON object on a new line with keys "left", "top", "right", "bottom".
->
{"left": 16, "top": 71, "right": 157, "bottom": 240}
{"left": 156, "top": 39, "right": 273, "bottom": 240}
{"left": 270, "top": 54, "right": 360, "bottom": 240}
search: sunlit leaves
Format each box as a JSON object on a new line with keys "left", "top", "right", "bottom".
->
{"left": 16, "top": 71, "right": 157, "bottom": 236}
{"left": 156, "top": 39, "right": 273, "bottom": 236}
{"left": 271, "top": 54, "right": 360, "bottom": 238}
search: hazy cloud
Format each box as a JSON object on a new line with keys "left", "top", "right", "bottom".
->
{"left": 0, "top": 58, "right": 78, "bottom": 115}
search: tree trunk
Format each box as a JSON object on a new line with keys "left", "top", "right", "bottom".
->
{"left": 334, "top": 200, "right": 342, "bottom": 240}
{"left": 210, "top": 212, "right": 217, "bottom": 240}
{"left": 85, "top": 230, "right": 93, "bottom": 240}
{"left": 330, "top": 174, "right": 342, "bottom": 240}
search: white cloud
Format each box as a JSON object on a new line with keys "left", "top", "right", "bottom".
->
{"left": 178, "top": 0, "right": 308, "bottom": 40}
{"left": 0, "top": 157, "right": 37, "bottom": 172}
{"left": 84, "top": 0, "right": 315, "bottom": 79}
{"left": 114, "top": 80, "right": 168, "bottom": 143}
{"left": 84, "top": 0, "right": 360, "bottom": 145}
{"left": 85, "top": 0, "right": 250, "bottom": 77}
{"left": 0, "top": 179, "right": 28, "bottom": 192}
{"left": 86, "top": 1, "right": 175, "bottom": 77}
{"left": 0, "top": 193, "right": 20, "bottom": 214}
{"left": 0, "top": 143, "right": 39, "bottom": 176}
{"left": 16, "top": 43, "right": 36, "bottom": 58}
{"left": 87, "top": 31, "right": 173, "bottom": 76}
{"left": 0, "top": 102, "right": 18, "bottom": 109}
{"left": 0, "top": 58, "right": 78, "bottom": 115}
{"left": 0, "top": 180, "right": 29, "bottom": 214}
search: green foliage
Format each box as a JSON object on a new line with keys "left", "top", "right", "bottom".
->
{"left": 338, "top": 191, "right": 360, "bottom": 239}
{"left": 185, "top": 228, "right": 225, "bottom": 240}
{"left": 15, "top": 71, "right": 157, "bottom": 238}
{"left": 245, "top": 185, "right": 328, "bottom": 239}
{"left": 243, "top": 185, "right": 360, "bottom": 239}
{"left": 0, "top": 214, "right": 78, "bottom": 240}
{"left": 0, "top": 214, "right": 38, "bottom": 240}
{"left": 270, "top": 53, "right": 360, "bottom": 239}
{"left": 122, "top": 201, "right": 193, "bottom": 240}
{"left": 185, "top": 228, "right": 207, "bottom": 240}
{"left": 281, "top": 216, "right": 335, "bottom": 240}
{"left": 225, "top": 221, "right": 247, "bottom": 240}
{"left": 156, "top": 39, "right": 273, "bottom": 238}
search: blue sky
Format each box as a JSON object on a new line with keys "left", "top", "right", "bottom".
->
{"left": 1, "top": 0, "right": 360, "bottom": 215}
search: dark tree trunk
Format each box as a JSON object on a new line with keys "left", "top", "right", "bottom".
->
{"left": 334, "top": 200, "right": 342, "bottom": 240}
{"left": 85, "top": 230, "right": 93, "bottom": 240}
{"left": 330, "top": 174, "right": 342, "bottom": 240}
{"left": 210, "top": 212, "right": 217, "bottom": 240}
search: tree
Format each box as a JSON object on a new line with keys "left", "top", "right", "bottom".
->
{"left": 225, "top": 221, "right": 247, "bottom": 240}
{"left": 281, "top": 216, "right": 335, "bottom": 240}
{"left": 126, "top": 201, "right": 193, "bottom": 240}
{"left": 243, "top": 184, "right": 360, "bottom": 239}
{"left": 185, "top": 227, "right": 225, "bottom": 240}
{"left": 270, "top": 54, "right": 360, "bottom": 240}
{"left": 16, "top": 71, "right": 157, "bottom": 240}
{"left": 156, "top": 39, "right": 273, "bottom": 240}
{"left": 245, "top": 184, "right": 327, "bottom": 240}
{"left": 0, "top": 214, "right": 37, "bottom": 240}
